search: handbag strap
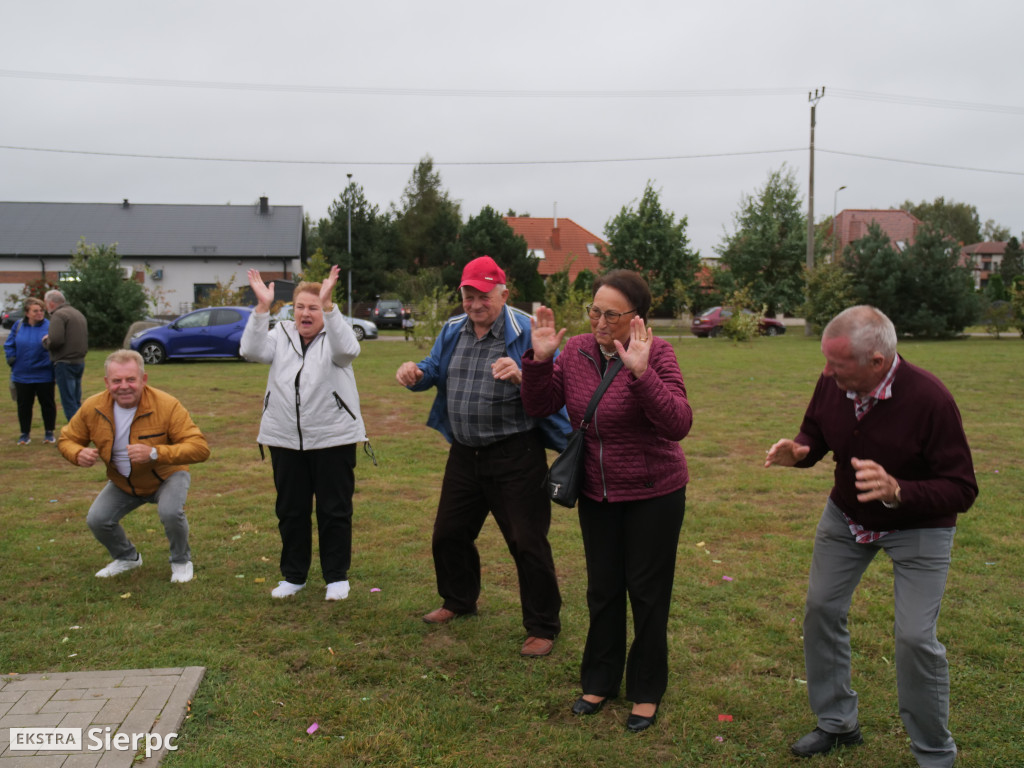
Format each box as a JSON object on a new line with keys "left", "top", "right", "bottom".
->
{"left": 580, "top": 357, "right": 623, "bottom": 428}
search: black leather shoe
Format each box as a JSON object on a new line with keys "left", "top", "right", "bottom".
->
{"left": 571, "top": 696, "right": 606, "bottom": 716}
{"left": 791, "top": 725, "right": 863, "bottom": 757}
{"left": 626, "top": 709, "right": 657, "bottom": 733}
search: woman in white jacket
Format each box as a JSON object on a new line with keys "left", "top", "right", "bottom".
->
{"left": 241, "top": 266, "right": 368, "bottom": 601}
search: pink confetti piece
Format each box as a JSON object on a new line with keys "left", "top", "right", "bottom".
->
{"left": 718, "top": 714, "right": 733, "bottom": 722}
{"left": 722, "top": 575, "right": 733, "bottom": 582}
{"left": 715, "top": 735, "right": 724, "bottom": 742}
{"left": 306, "top": 723, "right": 319, "bottom": 735}
{"left": 370, "top": 587, "right": 381, "bottom": 593}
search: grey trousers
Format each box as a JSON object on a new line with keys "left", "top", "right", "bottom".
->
{"left": 804, "top": 498, "right": 956, "bottom": 768}
{"left": 86, "top": 471, "right": 192, "bottom": 564}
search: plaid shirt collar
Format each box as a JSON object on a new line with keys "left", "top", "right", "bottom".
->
{"left": 846, "top": 354, "right": 900, "bottom": 420}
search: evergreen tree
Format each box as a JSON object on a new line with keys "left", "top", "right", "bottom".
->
{"left": 1000, "top": 236, "right": 1023, "bottom": 283}
{"left": 393, "top": 156, "right": 462, "bottom": 278}
{"left": 459, "top": 206, "right": 543, "bottom": 302}
{"left": 61, "top": 239, "right": 147, "bottom": 347}
{"left": 896, "top": 225, "right": 979, "bottom": 337}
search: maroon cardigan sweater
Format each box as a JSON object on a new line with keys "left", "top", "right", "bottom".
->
{"left": 521, "top": 334, "right": 692, "bottom": 503}
{"left": 794, "top": 357, "right": 977, "bottom": 530}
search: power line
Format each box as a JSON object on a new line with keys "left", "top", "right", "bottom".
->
{"left": 3, "top": 69, "right": 1022, "bottom": 115}
{"left": 0, "top": 144, "right": 802, "bottom": 166}
{"left": 2, "top": 142, "right": 1022, "bottom": 176}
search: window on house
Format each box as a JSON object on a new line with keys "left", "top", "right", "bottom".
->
{"left": 587, "top": 244, "right": 600, "bottom": 255}
{"left": 529, "top": 249, "right": 545, "bottom": 260}
{"left": 58, "top": 272, "right": 80, "bottom": 282}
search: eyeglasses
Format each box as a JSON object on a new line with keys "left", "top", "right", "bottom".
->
{"left": 585, "top": 305, "right": 637, "bottom": 325}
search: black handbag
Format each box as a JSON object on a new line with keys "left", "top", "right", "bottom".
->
{"left": 546, "top": 358, "right": 623, "bottom": 508}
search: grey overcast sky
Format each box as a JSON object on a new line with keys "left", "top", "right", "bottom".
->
{"left": 2, "top": 0, "right": 1022, "bottom": 260}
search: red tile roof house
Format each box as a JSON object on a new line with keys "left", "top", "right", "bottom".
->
{"left": 830, "top": 209, "right": 923, "bottom": 261}
{"left": 504, "top": 216, "right": 605, "bottom": 281}
{"left": 960, "top": 241, "right": 1007, "bottom": 290}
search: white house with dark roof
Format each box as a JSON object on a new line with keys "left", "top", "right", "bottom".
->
{"left": 0, "top": 197, "right": 303, "bottom": 314}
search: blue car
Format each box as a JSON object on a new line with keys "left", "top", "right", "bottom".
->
{"left": 130, "top": 306, "right": 252, "bottom": 364}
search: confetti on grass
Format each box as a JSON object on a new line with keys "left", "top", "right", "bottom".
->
{"left": 718, "top": 714, "right": 733, "bottom": 722}
{"left": 370, "top": 588, "right": 381, "bottom": 593}
{"left": 722, "top": 576, "right": 734, "bottom": 582}
{"left": 307, "top": 723, "right": 319, "bottom": 735}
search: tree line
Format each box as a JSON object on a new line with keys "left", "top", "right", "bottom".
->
{"left": 9, "top": 157, "right": 1024, "bottom": 344}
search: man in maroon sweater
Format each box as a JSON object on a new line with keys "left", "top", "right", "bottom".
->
{"left": 766, "top": 305, "right": 976, "bottom": 768}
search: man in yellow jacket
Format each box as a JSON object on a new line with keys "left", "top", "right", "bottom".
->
{"left": 58, "top": 350, "right": 210, "bottom": 583}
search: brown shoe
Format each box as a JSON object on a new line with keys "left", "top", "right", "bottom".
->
{"left": 520, "top": 636, "right": 554, "bottom": 657}
{"left": 422, "top": 607, "right": 459, "bottom": 624}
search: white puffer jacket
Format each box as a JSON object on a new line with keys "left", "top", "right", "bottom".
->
{"left": 240, "top": 307, "right": 367, "bottom": 450}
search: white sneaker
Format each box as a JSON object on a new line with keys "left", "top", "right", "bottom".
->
{"left": 95, "top": 555, "right": 143, "bottom": 578}
{"left": 170, "top": 562, "right": 194, "bottom": 583}
{"left": 271, "top": 581, "right": 305, "bottom": 598}
{"left": 325, "top": 580, "right": 350, "bottom": 601}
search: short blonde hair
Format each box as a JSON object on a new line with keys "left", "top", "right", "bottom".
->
{"left": 104, "top": 349, "right": 146, "bottom": 376}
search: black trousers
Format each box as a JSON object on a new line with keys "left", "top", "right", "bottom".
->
{"left": 269, "top": 444, "right": 356, "bottom": 585}
{"left": 577, "top": 487, "right": 686, "bottom": 704}
{"left": 15, "top": 381, "right": 57, "bottom": 435}
{"left": 433, "top": 429, "right": 561, "bottom": 638}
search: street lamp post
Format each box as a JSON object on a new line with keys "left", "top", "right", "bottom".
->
{"left": 832, "top": 185, "right": 847, "bottom": 263}
{"left": 346, "top": 173, "right": 353, "bottom": 319}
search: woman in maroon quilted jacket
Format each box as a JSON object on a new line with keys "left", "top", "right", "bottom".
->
{"left": 521, "top": 269, "right": 693, "bottom": 733}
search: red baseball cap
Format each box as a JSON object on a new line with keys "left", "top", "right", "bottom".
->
{"left": 460, "top": 256, "right": 506, "bottom": 292}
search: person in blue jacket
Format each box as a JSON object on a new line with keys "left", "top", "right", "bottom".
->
{"left": 395, "top": 256, "right": 570, "bottom": 658}
{"left": 4, "top": 298, "right": 57, "bottom": 445}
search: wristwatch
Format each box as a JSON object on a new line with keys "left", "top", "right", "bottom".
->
{"left": 149, "top": 447, "right": 158, "bottom": 461}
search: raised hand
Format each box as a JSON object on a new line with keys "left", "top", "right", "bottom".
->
{"left": 615, "top": 315, "right": 652, "bottom": 377}
{"left": 320, "top": 265, "right": 340, "bottom": 310}
{"left": 247, "top": 269, "right": 275, "bottom": 313}
{"left": 530, "top": 305, "right": 566, "bottom": 362}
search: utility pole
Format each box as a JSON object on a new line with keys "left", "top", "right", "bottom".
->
{"left": 346, "top": 173, "right": 353, "bottom": 319}
{"left": 806, "top": 87, "right": 825, "bottom": 336}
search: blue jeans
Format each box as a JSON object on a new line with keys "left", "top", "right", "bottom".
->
{"left": 804, "top": 498, "right": 956, "bottom": 768}
{"left": 86, "top": 472, "right": 192, "bottom": 564}
{"left": 54, "top": 361, "right": 85, "bottom": 421}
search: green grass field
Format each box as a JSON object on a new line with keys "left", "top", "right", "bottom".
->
{"left": 2, "top": 333, "right": 1021, "bottom": 767}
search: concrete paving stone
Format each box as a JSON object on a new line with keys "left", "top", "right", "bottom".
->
{"left": 0, "top": 703, "right": 13, "bottom": 719}
{"left": 58, "top": 712, "right": 96, "bottom": 730}
{"left": 90, "top": 700, "right": 134, "bottom": 726}
{"left": 0, "top": 691, "right": 25, "bottom": 702}
{"left": 39, "top": 700, "right": 106, "bottom": 715}
{"left": 7, "top": 693, "right": 52, "bottom": 717}
{"left": 0, "top": 715, "right": 64, "bottom": 729}
{"left": 0, "top": 682, "right": 63, "bottom": 693}
{"left": 94, "top": 747, "right": 137, "bottom": 768}
{"left": 0, "top": 755, "right": 68, "bottom": 766}
{"left": 61, "top": 755, "right": 102, "bottom": 768}
{"left": 81, "top": 689, "right": 143, "bottom": 703}
{"left": 48, "top": 691, "right": 87, "bottom": 702}
{"left": 113, "top": 709, "right": 161, "bottom": 739}
{"left": 119, "top": 676, "right": 180, "bottom": 688}
{"left": 134, "top": 687, "right": 172, "bottom": 713}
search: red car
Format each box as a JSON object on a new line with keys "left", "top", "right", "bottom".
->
{"left": 691, "top": 306, "right": 787, "bottom": 338}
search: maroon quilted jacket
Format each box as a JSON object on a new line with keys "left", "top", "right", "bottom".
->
{"left": 521, "top": 333, "right": 692, "bottom": 503}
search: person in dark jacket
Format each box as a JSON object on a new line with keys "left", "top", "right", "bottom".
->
{"left": 520, "top": 269, "right": 693, "bottom": 733}
{"left": 395, "top": 256, "right": 570, "bottom": 659}
{"left": 4, "top": 298, "right": 57, "bottom": 445}
{"left": 765, "top": 305, "right": 977, "bottom": 767}
{"left": 43, "top": 289, "right": 88, "bottom": 421}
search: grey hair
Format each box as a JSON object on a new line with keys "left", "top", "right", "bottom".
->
{"left": 104, "top": 349, "right": 146, "bottom": 376}
{"left": 823, "top": 305, "right": 897, "bottom": 365}
{"left": 44, "top": 289, "right": 66, "bottom": 307}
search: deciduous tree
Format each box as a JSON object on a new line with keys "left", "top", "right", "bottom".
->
{"left": 899, "top": 196, "right": 981, "bottom": 245}
{"left": 459, "top": 206, "right": 543, "bottom": 301}
{"left": 603, "top": 181, "right": 699, "bottom": 315}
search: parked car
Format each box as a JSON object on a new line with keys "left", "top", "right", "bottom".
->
{"left": 129, "top": 306, "right": 252, "bottom": 364}
{"left": 270, "top": 304, "right": 378, "bottom": 341}
{"left": 691, "top": 306, "right": 787, "bottom": 338}
{"left": 2, "top": 307, "right": 24, "bottom": 329}
{"left": 370, "top": 299, "right": 405, "bottom": 329}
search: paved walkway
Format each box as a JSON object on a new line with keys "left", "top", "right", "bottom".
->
{"left": 0, "top": 667, "right": 204, "bottom": 767}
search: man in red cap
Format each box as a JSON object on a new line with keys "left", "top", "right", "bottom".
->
{"left": 396, "top": 256, "right": 570, "bottom": 658}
